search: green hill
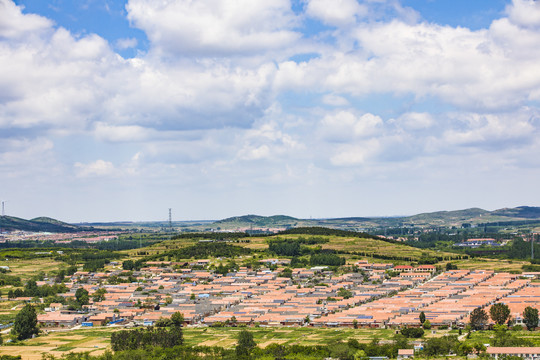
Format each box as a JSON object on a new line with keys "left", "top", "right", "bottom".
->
{"left": 214, "top": 214, "right": 302, "bottom": 229}
{"left": 491, "top": 206, "right": 540, "bottom": 219}
{"left": 148, "top": 228, "right": 463, "bottom": 263}
{"left": 0, "top": 216, "right": 93, "bottom": 233}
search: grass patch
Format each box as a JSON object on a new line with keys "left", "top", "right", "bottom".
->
{"left": 55, "top": 345, "right": 76, "bottom": 352}
{"left": 149, "top": 233, "right": 459, "bottom": 263}
{"left": 183, "top": 327, "right": 397, "bottom": 348}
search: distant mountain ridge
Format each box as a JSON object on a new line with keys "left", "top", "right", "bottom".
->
{"left": 208, "top": 206, "right": 540, "bottom": 230}
{"left": 214, "top": 214, "right": 300, "bottom": 227}
{"left": 0, "top": 216, "right": 94, "bottom": 233}
{"left": 491, "top": 206, "right": 540, "bottom": 219}
{"left": 2, "top": 206, "right": 539, "bottom": 232}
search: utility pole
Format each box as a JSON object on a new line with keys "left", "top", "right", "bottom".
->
{"left": 532, "top": 234, "right": 535, "bottom": 261}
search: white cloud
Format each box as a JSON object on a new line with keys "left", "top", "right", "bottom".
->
{"left": 0, "top": 1, "right": 279, "bottom": 142}
{"left": 74, "top": 159, "right": 116, "bottom": 178}
{"left": 237, "top": 144, "right": 271, "bottom": 161}
{"left": 441, "top": 112, "right": 537, "bottom": 149}
{"left": 395, "top": 112, "right": 434, "bottom": 130}
{"left": 506, "top": 0, "right": 540, "bottom": 29}
{"left": 305, "top": 0, "right": 367, "bottom": 26}
{"left": 3, "top": 0, "right": 540, "bottom": 221}
{"left": 273, "top": 4, "right": 540, "bottom": 111}
{"left": 330, "top": 140, "right": 380, "bottom": 166}
{"left": 319, "top": 111, "right": 383, "bottom": 142}
{"left": 0, "top": 138, "right": 53, "bottom": 168}
{"left": 0, "top": 0, "right": 52, "bottom": 41}
{"left": 115, "top": 37, "right": 138, "bottom": 50}
{"left": 93, "top": 122, "right": 151, "bottom": 142}
{"left": 126, "top": 0, "right": 301, "bottom": 57}
{"left": 322, "top": 93, "right": 349, "bottom": 106}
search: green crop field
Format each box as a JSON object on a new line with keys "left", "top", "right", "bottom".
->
{"left": 141, "top": 233, "right": 461, "bottom": 263}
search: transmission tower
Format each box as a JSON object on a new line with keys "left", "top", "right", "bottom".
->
{"left": 168, "top": 208, "right": 172, "bottom": 232}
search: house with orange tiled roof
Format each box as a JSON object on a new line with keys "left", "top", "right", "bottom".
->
{"left": 415, "top": 265, "right": 436, "bottom": 273}
{"left": 395, "top": 265, "right": 414, "bottom": 272}
{"left": 88, "top": 312, "right": 119, "bottom": 326}
{"left": 38, "top": 312, "right": 87, "bottom": 327}
{"left": 487, "top": 347, "right": 540, "bottom": 360}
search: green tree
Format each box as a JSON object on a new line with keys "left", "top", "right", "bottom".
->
{"left": 54, "top": 270, "right": 65, "bottom": 283}
{"left": 458, "top": 343, "right": 474, "bottom": 356}
{"left": 423, "top": 335, "right": 459, "bottom": 357}
{"left": 171, "top": 312, "right": 184, "bottom": 327}
{"left": 236, "top": 329, "right": 256, "bottom": 358}
{"left": 423, "top": 319, "right": 432, "bottom": 329}
{"left": 75, "top": 288, "right": 89, "bottom": 306}
{"left": 12, "top": 304, "right": 39, "bottom": 340}
{"left": 419, "top": 311, "right": 426, "bottom": 325}
{"left": 66, "top": 265, "right": 78, "bottom": 276}
{"left": 92, "top": 288, "right": 107, "bottom": 302}
{"left": 523, "top": 306, "right": 539, "bottom": 331}
{"left": 490, "top": 303, "right": 511, "bottom": 325}
{"left": 354, "top": 349, "right": 367, "bottom": 360}
{"left": 473, "top": 343, "right": 487, "bottom": 354}
{"left": 337, "top": 287, "right": 353, "bottom": 299}
{"left": 470, "top": 307, "right": 489, "bottom": 330}
{"left": 279, "top": 267, "right": 293, "bottom": 278}
{"left": 24, "top": 280, "right": 39, "bottom": 297}
{"left": 400, "top": 327, "right": 424, "bottom": 338}
{"left": 122, "top": 260, "right": 134, "bottom": 270}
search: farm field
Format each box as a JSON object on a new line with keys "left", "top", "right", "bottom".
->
{"left": 2, "top": 326, "right": 540, "bottom": 360}
{"left": 141, "top": 233, "right": 461, "bottom": 263}
{"left": 183, "top": 326, "right": 395, "bottom": 348}
{"left": 2, "top": 257, "right": 64, "bottom": 281}
{"left": 449, "top": 258, "right": 529, "bottom": 272}
{"left": 0, "top": 328, "right": 113, "bottom": 360}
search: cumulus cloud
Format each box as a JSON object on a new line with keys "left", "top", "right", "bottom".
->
{"left": 126, "top": 0, "right": 301, "bottom": 57}
{"left": 319, "top": 111, "right": 383, "bottom": 142}
{"left": 305, "top": 0, "right": 367, "bottom": 26}
{"left": 93, "top": 122, "right": 151, "bottom": 142}
{"left": 273, "top": 3, "right": 540, "bottom": 111}
{"left": 394, "top": 112, "right": 434, "bottom": 130}
{"left": 0, "top": 0, "right": 52, "bottom": 41}
{"left": 506, "top": 0, "right": 540, "bottom": 29}
{"left": 236, "top": 119, "right": 300, "bottom": 162}
{"left": 441, "top": 111, "right": 538, "bottom": 150}
{"left": 115, "top": 37, "right": 138, "bottom": 50}
{"left": 0, "top": 0, "right": 279, "bottom": 146}
{"left": 322, "top": 94, "right": 349, "bottom": 106}
{"left": 3, "top": 0, "right": 540, "bottom": 220}
{"left": 330, "top": 140, "right": 381, "bottom": 166}
{"left": 0, "top": 138, "right": 53, "bottom": 167}
{"left": 74, "top": 159, "right": 116, "bottom": 178}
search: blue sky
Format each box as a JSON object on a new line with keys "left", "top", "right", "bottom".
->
{"left": 1, "top": 0, "right": 540, "bottom": 222}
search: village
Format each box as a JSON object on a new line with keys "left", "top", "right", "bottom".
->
{"left": 26, "top": 259, "right": 539, "bottom": 331}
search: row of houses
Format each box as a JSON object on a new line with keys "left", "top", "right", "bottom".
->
{"left": 29, "top": 260, "right": 538, "bottom": 330}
